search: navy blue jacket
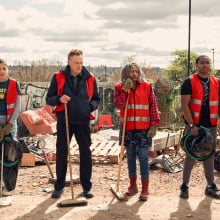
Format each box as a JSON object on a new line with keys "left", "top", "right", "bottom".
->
{"left": 46, "top": 65, "right": 100, "bottom": 124}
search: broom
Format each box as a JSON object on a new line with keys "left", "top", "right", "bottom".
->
{"left": 58, "top": 103, "right": 88, "bottom": 207}
{"left": 110, "top": 89, "right": 130, "bottom": 201}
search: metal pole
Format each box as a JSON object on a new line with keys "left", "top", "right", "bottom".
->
{"left": 187, "top": 0, "right": 191, "bottom": 76}
{"left": 211, "top": 48, "right": 214, "bottom": 68}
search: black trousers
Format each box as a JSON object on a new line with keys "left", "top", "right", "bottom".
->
{"left": 55, "top": 122, "right": 92, "bottom": 192}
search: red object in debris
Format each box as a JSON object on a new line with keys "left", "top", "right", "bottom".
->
{"left": 41, "top": 153, "right": 56, "bottom": 162}
{"left": 46, "top": 153, "right": 56, "bottom": 161}
{"left": 20, "top": 105, "right": 57, "bottom": 135}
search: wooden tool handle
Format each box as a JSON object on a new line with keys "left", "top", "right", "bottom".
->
{"left": 116, "top": 90, "right": 130, "bottom": 192}
{"left": 64, "top": 103, "right": 74, "bottom": 199}
{"left": 42, "top": 149, "right": 54, "bottom": 178}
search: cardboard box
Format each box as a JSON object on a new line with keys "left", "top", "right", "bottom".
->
{"left": 20, "top": 153, "right": 35, "bottom": 167}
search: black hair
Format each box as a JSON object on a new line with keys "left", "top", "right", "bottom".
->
{"left": 0, "top": 59, "right": 7, "bottom": 65}
{"left": 195, "top": 55, "right": 210, "bottom": 64}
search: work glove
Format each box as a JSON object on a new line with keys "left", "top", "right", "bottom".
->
{"left": 147, "top": 126, "right": 157, "bottom": 138}
{"left": 0, "top": 123, "right": 13, "bottom": 140}
{"left": 122, "top": 78, "right": 133, "bottom": 92}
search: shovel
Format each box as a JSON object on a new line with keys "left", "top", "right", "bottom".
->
{"left": 110, "top": 89, "right": 130, "bottom": 201}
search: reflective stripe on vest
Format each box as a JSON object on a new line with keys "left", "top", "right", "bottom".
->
{"left": 122, "top": 116, "right": 150, "bottom": 122}
{"left": 189, "top": 74, "right": 219, "bottom": 125}
{"left": 6, "top": 79, "right": 18, "bottom": 123}
{"left": 128, "top": 104, "right": 149, "bottom": 110}
{"left": 191, "top": 99, "right": 202, "bottom": 105}
{"left": 117, "top": 82, "right": 151, "bottom": 130}
{"left": 53, "top": 71, "right": 95, "bottom": 119}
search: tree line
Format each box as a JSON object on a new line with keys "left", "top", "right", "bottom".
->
{"left": 8, "top": 50, "right": 215, "bottom": 84}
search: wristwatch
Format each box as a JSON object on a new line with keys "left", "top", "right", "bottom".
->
{"left": 189, "top": 123, "right": 194, "bottom": 128}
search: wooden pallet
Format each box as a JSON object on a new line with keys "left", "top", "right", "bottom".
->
{"left": 70, "top": 141, "right": 124, "bottom": 164}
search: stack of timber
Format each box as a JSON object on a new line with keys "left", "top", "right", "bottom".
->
{"left": 70, "top": 132, "right": 180, "bottom": 164}
{"left": 70, "top": 141, "right": 123, "bottom": 164}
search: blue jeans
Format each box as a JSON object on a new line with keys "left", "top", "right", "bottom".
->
{"left": 126, "top": 145, "right": 149, "bottom": 181}
{"left": 122, "top": 129, "right": 151, "bottom": 181}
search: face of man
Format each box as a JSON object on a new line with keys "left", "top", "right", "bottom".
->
{"left": 68, "top": 55, "right": 83, "bottom": 76}
{"left": 129, "top": 65, "right": 139, "bottom": 82}
{"left": 196, "top": 56, "right": 211, "bottom": 76}
{"left": 0, "top": 63, "right": 8, "bottom": 82}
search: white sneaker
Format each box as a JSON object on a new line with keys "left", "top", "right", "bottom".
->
{"left": 2, "top": 187, "right": 12, "bottom": 197}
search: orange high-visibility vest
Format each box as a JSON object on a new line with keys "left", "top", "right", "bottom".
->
{"left": 189, "top": 74, "right": 219, "bottom": 125}
{"left": 117, "top": 82, "right": 151, "bottom": 130}
{"left": 53, "top": 71, "right": 95, "bottom": 119}
{"left": 6, "top": 79, "right": 18, "bottom": 123}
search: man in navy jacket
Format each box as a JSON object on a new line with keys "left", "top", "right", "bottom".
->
{"left": 46, "top": 49, "right": 100, "bottom": 199}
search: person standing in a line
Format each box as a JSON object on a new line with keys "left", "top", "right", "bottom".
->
{"left": 0, "top": 58, "right": 22, "bottom": 196}
{"left": 46, "top": 49, "right": 100, "bottom": 199}
{"left": 180, "top": 55, "right": 220, "bottom": 199}
{"left": 114, "top": 63, "right": 160, "bottom": 201}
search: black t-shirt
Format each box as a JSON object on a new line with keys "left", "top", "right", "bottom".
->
{"left": 181, "top": 74, "right": 220, "bottom": 127}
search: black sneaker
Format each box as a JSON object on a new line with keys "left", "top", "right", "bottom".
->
{"left": 205, "top": 183, "right": 220, "bottom": 199}
{"left": 180, "top": 183, "right": 188, "bottom": 199}
{"left": 51, "top": 189, "right": 63, "bottom": 198}
{"left": 83, "top": 190, "right": 94, "bottom": 199}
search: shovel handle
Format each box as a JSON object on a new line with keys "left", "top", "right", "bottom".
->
{"left": 116, "top": 90, "right": 130, "bottom": 192}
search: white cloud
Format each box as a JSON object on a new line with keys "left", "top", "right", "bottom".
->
{"left": 0, "top": 1, "right": 220, "bottom": 69}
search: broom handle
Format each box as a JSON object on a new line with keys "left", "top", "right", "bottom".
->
{"left": 64, "top": 103, "right": 74, "bottom": 199}
{"left": 42, "top": 149, "right": 54, "bottom": 179}
{"left": 116, "top": 89, "right": 130, "bottom": 192}
{"left": 0, "top": 141, "right": 4, "bottom": 197}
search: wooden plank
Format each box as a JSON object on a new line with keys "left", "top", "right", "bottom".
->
{"left": 108, "top": 142, "right": 125, "bottom": 164}
{"left": 70, "top": 141, "right": 126, "bottom": 164}
{"left": 97, "top": 141, "right": 115, "bottom": 156}
{"left": 20, "top": 153, "right": 35, "bottom": 167}
{"left": 152, "top": 132, "right": 179, "bottom": 151}
{"left": 108, "top": 142, "right": 121, "bottom": 156}
{"left": 90, "top": 142, "right": 100, "bottom": 152}
{"left": 92, "top": 142, "right": 107, "bottom": 155}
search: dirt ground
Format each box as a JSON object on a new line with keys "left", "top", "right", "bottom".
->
{"left": 1, "top": 155, "right": 220, "bottom": 220}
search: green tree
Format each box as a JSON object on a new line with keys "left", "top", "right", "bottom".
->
{"left": 164, "top": 50, "right": 198, "bottom": 82}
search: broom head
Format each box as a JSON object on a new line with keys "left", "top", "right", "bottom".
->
{"left": 58, "top": 198, "right": 88, "bottom": 207}
{"left": 110, "top": 184, "right": 128, "bottom": 201}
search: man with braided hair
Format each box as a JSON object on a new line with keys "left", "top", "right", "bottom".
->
{"left": 114, "top": 63, "right": 160, "bottom": 201}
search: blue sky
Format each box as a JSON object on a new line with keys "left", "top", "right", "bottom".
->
{"left": 0, "top": 0, "right": 220, "bottom": 69}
